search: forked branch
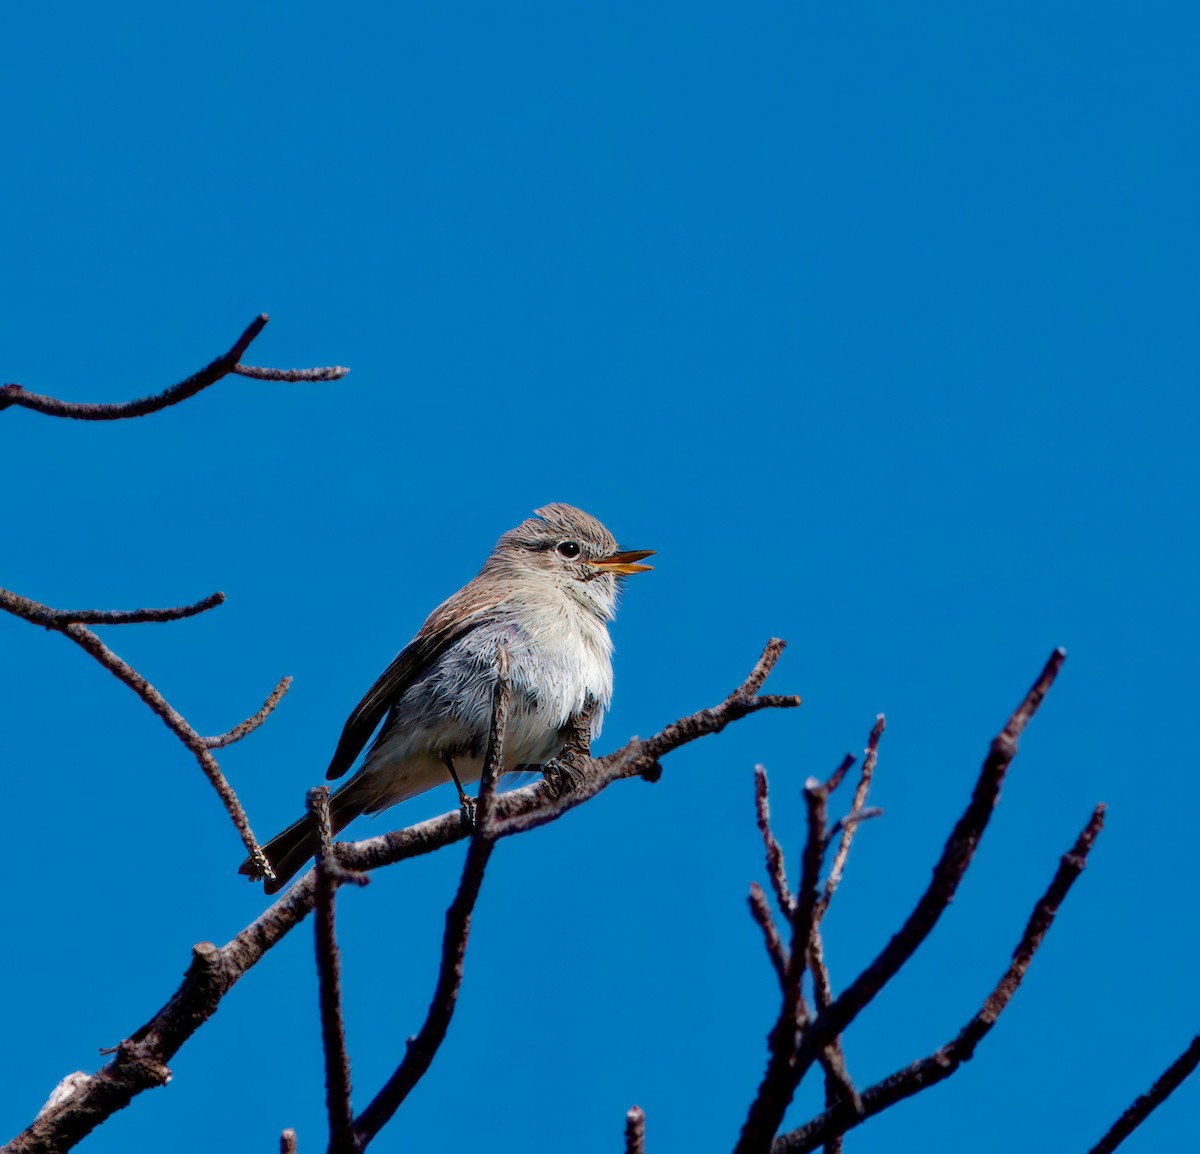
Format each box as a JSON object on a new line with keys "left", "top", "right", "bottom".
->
{"left": 0, "top": 584, "right": 285, "bottom": 878}
{"left": 736, "top": 649, "right": 1067, "bottom": 1154}
{"left": 0, "top": 314, "right": 347, "bottom": 420}
{"left": 4, "top": 640, "right": 795, "bottom": 1154}
{"left": 771, "top": 804, "right": 1106, "bottom": 1152}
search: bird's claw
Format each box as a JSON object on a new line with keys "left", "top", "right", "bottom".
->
{"left": 541, "top": 756, "right": 584, "bottom": 799}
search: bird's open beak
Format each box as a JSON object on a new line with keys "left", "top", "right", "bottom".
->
{"left": 586, "top": 549, "right": 656, "bottom": 575}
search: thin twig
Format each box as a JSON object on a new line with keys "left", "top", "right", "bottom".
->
{"left": 755, "top": 766, "right": 793, "bottom": 917}
{"left": 625, "top": 1106, "right": 646, "bottom": 1154}
{"left": 818, "top": 715, "right": 885, "bottom": 919}
{"left": 737, "top": 649, "right": 1067, "bottom": 1154}
{"left": 4, "top": 642, "right": 796, "bottom": 1154}
{"left": 799, "top": 779, "right": 861, "bottom": 1118}
{"left": 740, "top": 638, "right": 789, "bottom": 696}
{"left": 809, "top": 718, "right": 886, "bottom": 1141}
{"left": 232, "top": 363, "right": 347, "bottom": 382}
{"left": 42, "top": 592, "right": 223, "bottom": 625}
{"left": 790, "top": 778, "right": 829, "bottom": 983}
{"left": 204, "top": 677, "right": 293, "bottom": 748}
{"left": 751, "top": 758, "right": 859, "bottom": 1126}
{"left": 308, "top": 788, "right": 358, "bottom": 1154}
{"left": 352, "top": 661, "right": 511, "bottom": 1150}
{"left": 1087, "top": 1034, "right": 1200, "bottom": 1154}
{"left": 280, "top": 1129, "right": 297, "bottom": 1154}
{"left": 807, "top": 926, "right": 863, "bottom": 1129}
{"left": 0, "top": 587, "right": 225, "bottom": 628}
{"left": 826, "top": 807, "right": 883, "bottom": 844}
{"left": 772, "top": 804, "right": 1106, "bottom": 1153}
{"left": 748, "top": 883, "right": 789, "bottom": 988}
{"left": 746, "top": 773, "right": 828, "bottom": 1154}
{"left": 0, "top": 314, "right": 348, "bottom": 420}
{"left": 0, "top": 585, "right": 273, "bottom": 877}
{"left": 822, "top": 754, "right": 856, "bottom": 797}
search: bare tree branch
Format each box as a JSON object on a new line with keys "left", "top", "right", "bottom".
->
{"left": 799, "top": 767, "right": 862, "bottom": 1122}
{"left": 826, "top": 807, "right": 883, "bottom": 843}
{"left": 0, "top": 314, "right": 347, "bottom": 420}
{"left": 807, "top": 719, "right": 887, "bottom": 1143}
{"left": 736, "top": 648, "right": 1067, "bottom": 1154}
{"left": 352, "top": 660, "right": 510, "bottom": 1150}
{"left": 280, "top": 1129, "right": 297, "bottom": 1154}
{"left": 205, "top": 676, "right": 293, "bottom": 749}
{"left": 748, "top": 882, "right": 790, "bottom": 988}
{"left": 772, "top": 804, "right": 1106, "bottom": 1153}
{"left": 747, "top": 762, "right": 860, "bottom": 1144}
{"left": 307, "top": 787, "right": 363, "bottom": 1154}
{"left": 0, "top": 585, "right": 276, "bottom": 877}
{"left": 624, "top": 1106, "right": 646, "bottom": 1154}
{"left": 1087, "top": 1034, "right": 1200, "bottom": 1154}
{"left": 755, "top": 765, "right": 793, "bottom": 918}
{"left": 818, "top": 715, "right": 884, "bottom": 919}
{"left": 2, "top": 641, "right": 794, "bottom": 1154}
{"left": 0, "top": 587, "right": 226, "bottom": 628}
{"left": 0, "top": 590, "right": 227, "bottom": 626}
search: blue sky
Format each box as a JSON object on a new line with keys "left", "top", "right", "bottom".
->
{"left": 1, "top": 3, "right": 1196, "bottom": 1151}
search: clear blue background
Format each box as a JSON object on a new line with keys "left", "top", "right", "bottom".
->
{"left": 1, "top": 3, "right": 1196, "bottom": 1151}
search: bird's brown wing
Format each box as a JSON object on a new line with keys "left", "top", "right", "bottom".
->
{"left": 324, "top": 577, "right": 504, "bottom": 780}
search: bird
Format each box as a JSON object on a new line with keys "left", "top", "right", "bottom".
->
{"left": 241, "top": 503, "right": 653, "bottom": 893}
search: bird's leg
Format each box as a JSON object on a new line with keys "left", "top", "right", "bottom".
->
{"left": 540, "top": 757, "right": 580, "bottom": 798}
{"left": 560, "top": 696, "right": 597, "bottom": 760}
{"left": 442, "top": 752, "right": 476, "bottom": 827}
{"left": 542, "top": 696, "right": 599, "bottom": 798}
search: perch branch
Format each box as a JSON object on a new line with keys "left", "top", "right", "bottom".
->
{"left": 0, "top": 314, "right": 347, "bottom": 420}
{"left": 3, "top": 641, "right": 795, "bottom": 1154}
{"left": 0, "top": 584, "right": 279, "bottom": 878}
{"left": 772, "top": 804, "right": 1106, "bottom": 1152}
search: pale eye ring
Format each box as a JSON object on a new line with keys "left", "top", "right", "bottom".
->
{"left": 556, "top": 540, "right": 582, "bottom": 559}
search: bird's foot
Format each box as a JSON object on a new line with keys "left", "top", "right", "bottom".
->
{"left": 458, "top": 794, "right": 478, "bottom": 828}
{"left": 541, "top": 756, "right": 585, "bottom": 799}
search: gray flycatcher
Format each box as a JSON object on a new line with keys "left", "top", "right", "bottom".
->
{"left": 241, "top": 503, "right": 653, "bottom": 893}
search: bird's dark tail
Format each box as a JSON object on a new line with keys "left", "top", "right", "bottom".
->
{"left": 238, "top": 778, "right": 370, "bottom": 895}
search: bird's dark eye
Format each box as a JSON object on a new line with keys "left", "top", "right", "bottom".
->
{"left": 556, "top": 540, "right": 582, "bottom": 559}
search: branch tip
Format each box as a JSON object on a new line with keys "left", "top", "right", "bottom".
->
{"left": 625, "top": 1105, "right": 646, "bottom": 1154}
